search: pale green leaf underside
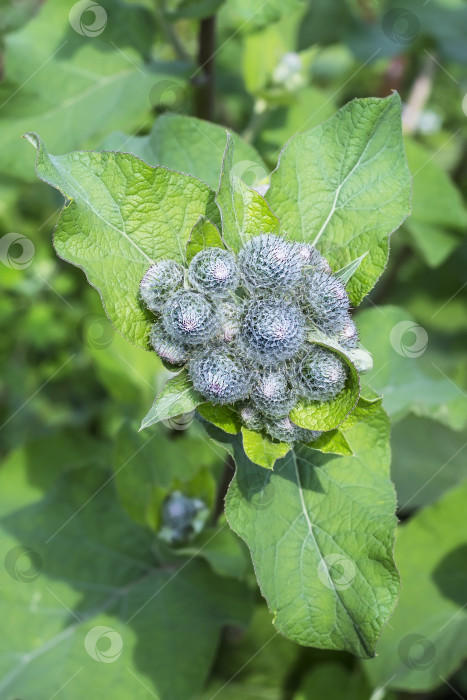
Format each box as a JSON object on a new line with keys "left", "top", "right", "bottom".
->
{"left": 140, "top": 371, "right": 203, "bottom": 430}
{"left": 186, "top": 216, "right": 224, "bottom": 263}
{"left": 28, "top": 134, "right": 218, "bottom": 348}
{"left": 364, "top": 481, "right": 467, "bottom": 691}
{"left": 241, "top": 427, "right": 290, "bottom": 470}
{"left": 225, "top": 406, "right": 399, "bottom": 657}
{"left": 266, "top": 94, "right": 411, "bottom": 305}
{"left": 216, "top": 134, "right": 280, "bottom": 253}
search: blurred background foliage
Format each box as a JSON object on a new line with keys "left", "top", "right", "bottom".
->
{"left": 0, "top": 0, "right": 466, "bottom": 698}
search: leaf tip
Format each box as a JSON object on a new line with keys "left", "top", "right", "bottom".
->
{"left": 23, "top": 132, "right": 41, "bottom": 150}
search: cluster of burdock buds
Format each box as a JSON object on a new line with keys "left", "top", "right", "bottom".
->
{"left": 139, "top": 234, "right": 358, "bottom": 444}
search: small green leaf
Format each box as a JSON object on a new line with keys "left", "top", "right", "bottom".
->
{"left": 290, "top": 344, "right": 360, "bottom": 431}
{"left": 225, "top": 405, "right": 399, "bottom": 657}
{"left": 140, "top": 371, "right": 203, "bottom": 430}
{"left": 216, "top": 134, "right": 280, "bottom": 253}
{"left": 241, "top": 427, "right": 290, "bottom": 470}
{"left": 311, "top": 429, "right": 353, "bottom": 456}
{"left": 28, "top": 134, "right": 218, "bottom": 348}
{"left": 186, "top": 217, "right": 224, "bottom": 263}
{"left": 197, "top": 403, "right": 242, "bottom": 435}
{"left": 266, "top": 94, "right": 411, "bottom": 305}
{"left": 334, "top": 252, "right": 368, "bottom": 285}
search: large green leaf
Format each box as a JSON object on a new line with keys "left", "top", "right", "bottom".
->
{"left": 223, "top": 405, "right": 399, "bottom": 657}
{"left": 102, "top": 114, "right": 267, "bottom": 190}
{"left": 266, "top": 94, "right": 411, "bottom": 304}
{"left": 0, "top": 441, "right": 250, "bottom": 700}
{"left": 28, "top": 134, "right": 218, "bottom": 348}
{"left": 358, "top": 305, "right": 467, "bottom": 429}
{"left": 0, "top": 0, "right": 166, "bottom": 181}
{"left": 364, "top": 481, "right": 467, "bottom": 692}
{"left": 216, "top": 134, "right": 280, "bottom": 253}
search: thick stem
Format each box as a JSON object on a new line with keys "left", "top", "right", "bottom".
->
{"left": 193, "top": 16, "right": 216, "bottom": 121}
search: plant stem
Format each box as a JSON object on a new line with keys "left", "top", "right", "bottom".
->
{"left": 154, "top": 0, "right": 191, "bottom": 62}
{"left": 194, "top": 15, "right": 216, "bottom": 121}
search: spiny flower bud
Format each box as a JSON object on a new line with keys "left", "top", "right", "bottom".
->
{"left": 238, "top": 234, "right": 304, "bottom": 290}
{"left": 217, "top": 300, "right": 242, "bottom": 344}
{"left": 298, "top": 346, "right": 347, "bottom": 401}
{"left": 162, "top": 290, "right": 219, "bottom": 345}
{"left": 297, "top": 243, "right": 332, "bottom": 273}
{"left": 302, "top": 270, "right": 349, "bottom": 333}
{"left": 140, "top": 260, "right": 184, "bottom": 312}
{"left": 251, "top": 369, "right": 297, "bottom": 418}
{"left": 241, "top": 296, "right": 305, "bottom": 364}
{"left": 239, "top": 402, "right": 264, "bottom": 431}
{"left": 149, "top": 322, "right": 189, "bottom": 366}
{"left": 265, "top": 415, "right": 322, "bottom": 444}
{"left": 188, "top": 248, "right": 239, "bottom": 296}
{"left": 334, "top": 316, "right": 359, "bottom": 349}
{"left": 189, "top": 348, "right": 250, "bottom": 404}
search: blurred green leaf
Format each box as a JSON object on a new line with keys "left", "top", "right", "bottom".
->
{"left": 364, "top": 481, "right": 467, "bottom": 692}
{"left": 29, "top": 134, "right": 218, "bottom": 348}
{"left": 266, "top": 94, "right": 411, "bottom": 305}
{"left": 224, "top": 405, "right": 399, "bottom": 657}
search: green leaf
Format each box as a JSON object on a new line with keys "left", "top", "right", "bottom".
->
{"left": 391, "top": 415, "right": 467, "bottom": 511}
{"left": 186, "top": 217, "right": 224, "bottom": 263}
{"left": 290, "top": 344, "right": 360, "bottom": 431}
{"left": 225, "top": 404, "right": 399, "bottom": 657}
{"left": 405, "top": 220, "right": 460, "bottom": 268}
{"left": 1, "top": 0, "right": 163, "bottom": 181}
{"left": 28, "top": 134, "right": 218, "bottom": 348}
{"left": 216, "top": 134, "right": 280, "bottom": 253}
{"left": 358, "top": 305, "right": 467, "bottom": 429}
{"left": 294, "top": 662, "right": 384, "bottom": 700}
{"left": 175, "top": 523, "right": 249, "bottom": 580}
{"left": 266, "top": 94, "right": 411, "bottom": 305}
{"left": 223, "top": 0, "right": 303, "bottom": 31}
{"left": 241, "top": 427, "right": 291, "bottom": 470}
{"left": 197, "top": 403, "right": 242, "bottom": 435}
{"left": 334, "top": 252, "right": 368, "bottom": 285}
{"left": 364, "top": 481, "right": 467, "bottom": 692}
{"left": 102, "top": 114, "right": 267, "bottom": 191}
{"left": 0, "top": 446, "right": 250, "bottom": 700}
{"left": 310, "top": 396, "right": 382, "bottom": 457}
{"left": 140, "top": 371, "right": 203, "bottom": 430}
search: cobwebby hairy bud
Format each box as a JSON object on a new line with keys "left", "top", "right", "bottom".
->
{"left": 238, "top": 233, "right": 304, "bottom": 290}
{"left": 302, "top": 270, "right": 349, "bottom": 333}
{"left": 251, "top": 368, "right": 297, "bottom": 418}
{"left": 189, "top": 348, "right": 251, "bottom": 404}
{"left": 265, "top": 415, "right": 322, "bottom": 444}
{"left": 241, "top": 296, "right": 306, "bottom": 363}
{"left": 238, "top": 402, "right": 264, "bottom": 431}
{"left": 149, "top": 322, "right": 189, "bottom": 366}
{"left": 140, "top": 259, "right": 184, "bottom": 312}
{"left": 188, "top": 248, "right": 239, "bottom": 296}
{"left": 297, "top": 243, "right": 332, "bottom": 273}
{"left": 298, "top": 346, "right": 347, "bottom": 401}
{"left": 217, "top": 300, "right": 242, "bottom": 344}
{"left": 162, "top": 290, "right": 219, "bottom": 345}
